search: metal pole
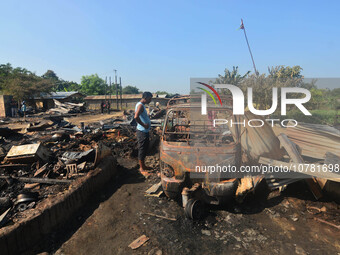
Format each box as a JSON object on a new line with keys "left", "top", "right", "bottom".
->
{"left": 115, "top": 70, "right": 118, "bottom": 110}
{"left": 109, "top": 76, "right": 111, "bottom": 100}
{"left": 242, "top": 20, "right": 258, "bottom": 75}
{"left": 105, "top": 76, "right": 107, "bottom": 100}
{"left": 119, "top": 77, "right": 122, "bottom": 109}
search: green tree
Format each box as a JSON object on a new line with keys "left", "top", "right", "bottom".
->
{"left": 42, "top": 70, "right": 59, "bottom": 81}
{"left": 122, "top": 85, "right": 140, "bottom": 94}
{"left": 268, "top": 65, "right": 303, "bottom": 80}
{"left": 3, "top": 72, "right": 54, "bottom": 101}
{"left": 61, "top": 81, "right": 81, "bottom": 92}
{"left": 306, "top": 88, "right": 326, "bottom": 110}
{"left": 215, "top": 65, "right": 306, "bottom": 112}
{"left": 215, "top": 66, "right": 250, "bottom": 86}
{"left": 42, "top": 70, "right": 61, "bottom": 91}
{"left": 1, "top": 63, "right": 54, "bottom": 100}
{"left": 42, "top": 69, "right": 82, "bottom": 92}
{"left": 155, "top": 90, "right": 174, "bottom": 97}
{"left": 0, "top": 63, "right": 14, "bottom": 91}
{"left": 80, "top": 74, "right": 107, "bottom": 95}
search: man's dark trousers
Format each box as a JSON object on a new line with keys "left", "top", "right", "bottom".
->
{"left": 136, "top": 130, "right": 149, "bottom": 160}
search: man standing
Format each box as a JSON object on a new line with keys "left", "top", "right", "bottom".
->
{"left": 134, "top": 92, "right": 153, "bottom": 176}
{"left": 21, "top": 101, "right": 27, "bottom": 119}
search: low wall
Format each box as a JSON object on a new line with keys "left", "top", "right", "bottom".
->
{"left": 85, "top": 98, "right": 169, "bottom": 111}
{"left": 0, "top": 156, "right": 117, "bottom": 255}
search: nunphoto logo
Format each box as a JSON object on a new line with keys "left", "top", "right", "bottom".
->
{"left": 196, "top": 82, "right": 312, "bottom": 128}
{"left": 185, "top": 76, "right": 339, "bottom": 181}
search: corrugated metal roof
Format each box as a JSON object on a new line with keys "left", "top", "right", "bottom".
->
{"left": 34, "top": 91, "right": 84, "bottom": 100}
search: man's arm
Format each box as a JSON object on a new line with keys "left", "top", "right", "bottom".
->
{"left": 134, "top": 104, "right": 149, "bottom": 129}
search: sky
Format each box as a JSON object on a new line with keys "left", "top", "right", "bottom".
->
{"left": 1, "top": 0, "right": 339, "bottom": 94}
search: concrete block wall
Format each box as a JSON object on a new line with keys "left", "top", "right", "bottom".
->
{"left": 85, "top": 98, "right": 169, "bottom": 111}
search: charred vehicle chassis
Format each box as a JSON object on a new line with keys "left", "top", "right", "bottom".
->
{"left": 160, "top": 97, "right": 242, "bottom": 218}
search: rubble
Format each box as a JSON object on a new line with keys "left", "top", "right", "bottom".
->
{"left": 0, "top": 111, "right": 146, "bottom": 229}
{"left": 4, "top": 143, "right": 50, "bottom": 163}
{"left": 273, "top": 122, "right": 340, "bottom": 159}
{"left": 48, "top": 99, "right": 86, "bottom": 114}
{"left": 0, "top": 98, "right": 339, "bottom": 254}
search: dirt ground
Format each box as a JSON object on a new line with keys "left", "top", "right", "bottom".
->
{"left": 23, "top": 152, "right": 339, "bottom": 255}
{"left": 4, "top": 111, "right": 123, "bottom": 130}
{"left": 64, "top": 111, "right": 124, "bottom": 126}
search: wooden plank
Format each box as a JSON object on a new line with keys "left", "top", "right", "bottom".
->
{"left": 143, "top": 212, "right": 176, "bottom": 221}
{"left": 145, "top": 182, "right": 162, "bottom": 194}
{"left": 24, "top": 183, "right": 40, "bottom": 189}
{"left": 0, "top": 164, "right": 28, "bottom": 168}
{"left": 34, "top": 163, "right": 48, "bottom": 177}
{"left": 0, "top": 176, "right": 71, "bottom": 184}
{"left": 128, "top": 235, "right": 149, "bottom": 250}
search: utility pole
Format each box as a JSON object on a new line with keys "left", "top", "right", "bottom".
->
{"left": 105, "top": 76, "right": 107, "bottom": 100}
{"left": 114, "top": 70, "right": 118, "bottom": 110}
{"left": 239, "top": 19, "right": 258, "bottom": 75}
{"left": 109, "top": 76, "right": 111, "bottom": 100}
{"left": 119, "top": 77, "right": 122, "bottom": 109}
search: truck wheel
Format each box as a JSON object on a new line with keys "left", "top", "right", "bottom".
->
{"left": 184, "top": 199, "right": 204, "bottom": 220}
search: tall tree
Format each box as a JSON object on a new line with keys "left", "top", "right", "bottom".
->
{"left": 80, "top": 74, "right": 107, "bottom": 95}
{"left": 268, "top": 65, "right": 303, "bottom": 79}
{"left": 215, "top": 66, "right": 250, "bottom": 86}
{"left": 60, "top": 81, "right": 80, "bottom": 92}
{"left": 42, "top": 70, "right": 59, "bottom": 81}
{"left": 122, "top": 85, "right": 140, "bottom": 94}
{"left": 0, "top": 64, "right": 11, "bottom": 91}
{"left": 3, "top": 72, "right": 54, "bottom": 100}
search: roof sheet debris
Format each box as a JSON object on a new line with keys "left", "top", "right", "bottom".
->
{"left": 48, "top": 99, "right": 86, "bottom": 114}
{"left": 273, "top": 122, "right": 340, "bottom": 159}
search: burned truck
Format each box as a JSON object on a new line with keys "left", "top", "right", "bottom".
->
{"left": 160, "top": 96, "right": 242, "bottom": 217}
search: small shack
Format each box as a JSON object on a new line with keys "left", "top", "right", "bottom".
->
{"left": 31, "top": 91, "right": 85, "bottom": 110}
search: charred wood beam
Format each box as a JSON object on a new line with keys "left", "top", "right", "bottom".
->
{"left": 0, "top": 176, "right": 72, "bottom": 185}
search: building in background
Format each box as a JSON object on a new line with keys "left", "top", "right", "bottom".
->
{"left": 84, "top": 93, "right": 170, "bottom": 111}
{"left": 31, "top": 91, "right": 85, "bottom": 110}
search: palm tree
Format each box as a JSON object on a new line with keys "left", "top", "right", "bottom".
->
{"left": 215, "top": 66, "right": 250, "bottom": 86}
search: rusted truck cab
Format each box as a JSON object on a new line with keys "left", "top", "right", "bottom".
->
{"left": 160, "top": 97, "right": 241, "bottom": 206}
